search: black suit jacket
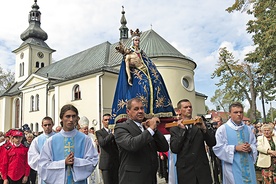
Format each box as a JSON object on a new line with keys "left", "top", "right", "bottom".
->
{"left": 170, "top": 125, "right": 216, "bottom": 184}
{"left": 114, "top": 119, "right": 169, "bottom": 184}
{"left": 95, "top": 128, "right": 119, "bottom": 170}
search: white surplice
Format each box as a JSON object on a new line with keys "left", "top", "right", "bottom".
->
{"left": 212, "top": 120, "right": 257, "bottom": 184}
{"left": 28, "top": 131, "right": 55, "bottom": 184}
{"left": 38, "top": 129, "right": 99, "bottom": 184}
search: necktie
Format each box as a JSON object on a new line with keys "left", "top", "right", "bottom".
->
{"left": 138, "top": 125, "right": 143, "bottom": 132}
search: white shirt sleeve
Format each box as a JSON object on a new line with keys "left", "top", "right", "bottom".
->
{"left": 38, "top": 137, "right": 66, "bottom": 184}
{"left": 71, "top": 136, "right": 99, "bottom": 182}
{"left": 212, "top": 125, "right": 235, "bottom": 164}
{"left": 28, "top": 137, "right": 40, "bottom": 171}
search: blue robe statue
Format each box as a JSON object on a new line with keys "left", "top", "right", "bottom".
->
{"left": 110, "top": 47, "right": 175, "bottom": 127}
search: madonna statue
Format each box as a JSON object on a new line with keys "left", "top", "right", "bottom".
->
{"left": 110, "top": 29, "right": 175, "bottom": 129}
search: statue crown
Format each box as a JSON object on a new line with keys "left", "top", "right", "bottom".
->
{"left": 130, "top": 29, "right": 142, "bottom": 38}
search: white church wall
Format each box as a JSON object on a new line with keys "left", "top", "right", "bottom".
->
{"left": 22, "top": 85, "right": 47, "bottom": 132}
{"left": 153, "top": 57, "right": 200, "bottom": 115}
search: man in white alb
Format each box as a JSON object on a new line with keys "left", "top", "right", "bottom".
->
{"left": 28, "top": 116, "right": 55, "bottom": 184}
{"left": 38, "top": 104, "right": 98, "bottom": 184}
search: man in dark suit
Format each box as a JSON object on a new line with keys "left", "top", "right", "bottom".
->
{"left": 170, "top": 99, "right": 216, "bottom": 184}
{"left": 95, "top": 113, "right": 119, "bottom": 184}
{"left": 114, "top": 97, "right": 169, "bottom": 184}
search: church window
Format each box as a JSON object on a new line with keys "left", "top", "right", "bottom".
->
{"left": 30, "top": 95, "right": 35, "bottom": 111}
{"left": 36, "top": 94, "right": 39, "bottom": 111}
{"left": 19, "top": 63, "right": 22, "bottom": 76}
{"left": 73, "top": 85, "right": 81, "bottom": 100}
{"left": 22, "top": 62, "right": 24, "bottom": 75}
{"left": 41, "top": 62, "right": 44, "bottom": 68}
{"left": 182, "top": 78, "right": 189, "bottom": 88}
{"left": 20, "top": 52, "right": 24, "bottom": 59}
{"left": 181, "top": 76, "right": 194, "bottom": 92}
{"left": 15, "top": 98, "right": 20, "bottom": 128}
{"left": 35, "top": 122, "right": 39, "bottom": 133}
{"left": 36, "top": 61, "right": 39, "bottom": 68}
{"left": 30, "top": 123, "right": 33, "bottom": 131}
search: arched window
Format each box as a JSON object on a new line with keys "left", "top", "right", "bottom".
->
{"left": 30, "top": 95, "right": 34, "bottom": 111}
{"left": 35, "top": 122, "right": 39, "bottom": 133}
{"left": 73, "top": 85, "right": 81, "bottom": 100}
{"left": 15, "top": 98, "right": 20, "bottom": 128}
{"left": 36, "top": 61, "right": 39, "bottom": 68}
{"left": 19, "top": 63, "right": 22, "bottom": 76}
{"left": 22, "top": 62, "right": 24, "bottom": 75}
{"left": 30, "top": 123, "right": 33, "bottom": 131}
{"left": 41, "top": 62, "right": 44, "bottom": 68}
{"left": 36, "top": 94, "right": 39, "bottom": 111}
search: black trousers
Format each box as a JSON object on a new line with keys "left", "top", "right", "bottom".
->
{"left": 101, "top": 169, "right": 119, "bottom": 184}
{"left": 28, "top": 169, "right": 37, "bottom": 184}
{"left": 7, "top": 176, "right": 27, "bottom": 184}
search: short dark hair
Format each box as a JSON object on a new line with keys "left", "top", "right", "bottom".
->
{"left": 103, "top": 113, "right": 111, "bottom": 117}
{"left": 90, "top": 127, "right": 94, "bottom": 130}
{"left": 126, "top": 97, "right": 143, "bottom": 110}
{"left": 229, "top": 102, "right": 243, "bottom": 112}
{"left": 59, "top": 104, "right": 79, "bottom": 119}
{"left": 42, "top": 116, "right": 54, "bottom": 125}
{"left": 177, "top": 99, "right": 190, "bottom": 109}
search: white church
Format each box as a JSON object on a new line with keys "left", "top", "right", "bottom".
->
{"left": 0, "top": 0, "right": 207, "bottom": 133}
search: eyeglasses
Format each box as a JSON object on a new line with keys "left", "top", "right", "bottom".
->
{"left": 43, "top": 124, "right": 52, "bottom": 127}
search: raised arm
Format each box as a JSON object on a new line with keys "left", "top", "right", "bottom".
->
{"left": 125, "top": 54, "right": 132, "bottom": 86}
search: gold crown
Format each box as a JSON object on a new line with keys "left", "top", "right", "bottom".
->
{"left": 130, "top": 29, "right": 142, "bottom": 38}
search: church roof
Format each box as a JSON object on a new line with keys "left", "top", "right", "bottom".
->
{"left": 35, "top": 29, "right": 195, "bottom": 81}
{"left": 1, "top": 81, "right": 24, "bottom": 96}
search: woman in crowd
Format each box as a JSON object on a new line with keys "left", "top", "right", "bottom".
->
{"left": 257, "top": 124, "right": 276, "bottom": 183}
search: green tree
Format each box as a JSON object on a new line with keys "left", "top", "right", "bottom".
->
{"left": 246, "top": 108, "right": 262, "bottom": 123}
{"left": 211, "top": 47, "right": 259, "bottom": 121}
{"left": 227, "top": 0, "right": 276, "bottom": 100}
{"left": 205, "top": 105, "right": 209, "bottom": 113}
{"left": 0, "top": 65, "right": 15, "bottom": 93}
{"left": 210, "top": 89, "right": 233, "bottom": 112}
{"left": 267, "top": 106, "right": 276, "bottom": 122}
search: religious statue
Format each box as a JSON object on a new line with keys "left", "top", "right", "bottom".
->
{"left": 110, "top": 29, "right": 175, "bottom": 129}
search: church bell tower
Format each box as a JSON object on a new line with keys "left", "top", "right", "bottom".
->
{"left": 13, "top": 0, "right": 55, "bottom": 82}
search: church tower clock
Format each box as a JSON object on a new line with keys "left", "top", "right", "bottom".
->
{"left": 13, "top": 0, "right": 55, "bottom": 82}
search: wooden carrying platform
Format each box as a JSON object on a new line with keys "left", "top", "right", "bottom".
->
{"left": 164, "top": 117, "right": 202, "bottom": 128}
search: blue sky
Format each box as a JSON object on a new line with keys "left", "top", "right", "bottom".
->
{"left": 1, "top": 0, "right": 270, "bottom": 113}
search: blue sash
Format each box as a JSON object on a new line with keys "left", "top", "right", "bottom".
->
{"left": 51, "top": 132, "right": 86, "bottom": 184}
{"left": 225, "top": 124, "right": 256, "bottom": 184}
{"left": 38, "top": 134, "right": 55, "bottom": 184}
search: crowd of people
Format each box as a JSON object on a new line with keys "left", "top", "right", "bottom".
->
{"left": 1, "top": 100, "right": 275, "bottom": 184}
{"left": 1, "top": 29, "right": 276, "bottom": 184}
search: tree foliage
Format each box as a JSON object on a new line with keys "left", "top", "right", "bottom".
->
{"left": 0, "top": 65, "right": 15, "bottom": 93}
{"left": 210, "top": 89, "right": 233, "bottom": 112}
{"left": 211, "top": 47, "right": 259, "bottom": 121}
{"left": 267, "top": 106, "right": 276, "bottom": 122}
{"left": 227, "top": 0, "right": 276, "bottom": 100}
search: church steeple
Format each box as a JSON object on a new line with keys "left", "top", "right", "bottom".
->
{"left": 13, "top": 0, "right": 55, "bottom": 83}
{"left": 119, "top": 6, "right": 129, "bottom": 42}
{"left": 20, "top": 0, "right": 48, "bottom": 43}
